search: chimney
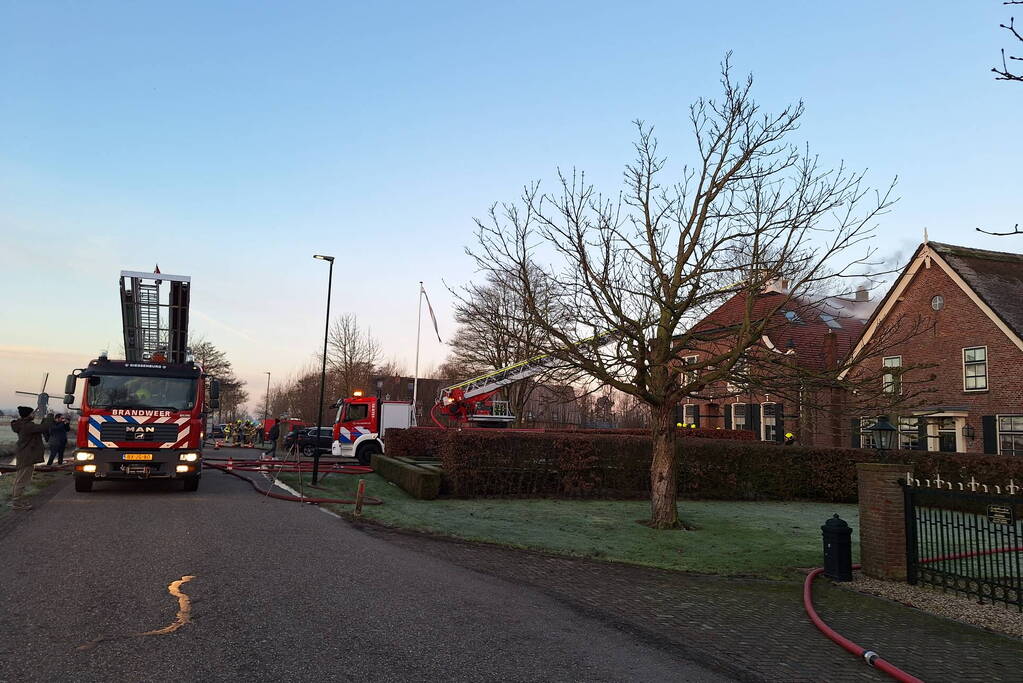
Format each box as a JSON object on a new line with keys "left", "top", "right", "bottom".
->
{"left": 823, "top": 330, "right": 838, "bottom": 369}
{"left": 855, "top": 286, "right": 869, "bottom": 302}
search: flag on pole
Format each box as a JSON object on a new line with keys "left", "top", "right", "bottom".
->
{"left": 421, "top": 284, "right": 443, "bottom": 343}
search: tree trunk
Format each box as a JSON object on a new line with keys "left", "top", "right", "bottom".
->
{"left": 649, "top": 403, "right": 680, "bottom": 529}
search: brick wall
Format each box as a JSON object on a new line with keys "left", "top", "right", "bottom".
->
{"left": 857, "top": 463, "right": 913, "bottom": 580}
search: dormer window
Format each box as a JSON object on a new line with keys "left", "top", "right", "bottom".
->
{"left": 783, "top": 310, "right": 803, "bottom": 324}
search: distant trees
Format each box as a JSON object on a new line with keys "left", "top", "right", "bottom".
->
{"left": 327, "top": 314, "right": 380, "bottom": 399}
{"left": 446, "top": 270, "right": 556, "bottom": 424}
{"left": 994, "top": 1, "right": 1023, "bottom": 82}
{"left": 190, "top": 336, "right": 248, "bottom": 420}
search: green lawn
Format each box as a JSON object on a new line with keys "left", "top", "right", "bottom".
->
{"left": 280, "top": 472, "right": 858, "bottom": 579}
{"left": 0, "top": 470, "right": 65, "bottom": 517}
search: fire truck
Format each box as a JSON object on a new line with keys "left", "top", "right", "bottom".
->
{"left": 329, "top": 353, "right": 553, "bottom": 464}
{"left": 63, "top": 270, "right": 218, "bottom": 492}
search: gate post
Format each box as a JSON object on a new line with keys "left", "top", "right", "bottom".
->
{"left": 856, "top": 463, "right": 913, "bottom": 580}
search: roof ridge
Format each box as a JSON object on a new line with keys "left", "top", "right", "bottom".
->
{"left": 929, "top": 241, "right": 1023, "bottom": 262}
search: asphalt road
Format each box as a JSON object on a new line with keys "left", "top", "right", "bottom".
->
{"left": 0, "top": 449, "right": 729, "bottom": 683}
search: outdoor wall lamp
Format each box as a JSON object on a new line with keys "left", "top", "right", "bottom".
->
{"left": 869, "top": 416, "right": 898, "bottom": 453}
{"left": 962, "top": 424, "right": 976, "bottom": 440}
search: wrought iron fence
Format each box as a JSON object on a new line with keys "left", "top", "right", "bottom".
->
{"left": 903, "top": 477, "right": 1022, "bottom": 611}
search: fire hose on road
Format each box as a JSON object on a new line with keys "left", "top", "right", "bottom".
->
{"left": 805, "top": 547, "right": 1022, "bottom": 683}
{"left": 203, "top": 459, "right": 384, "bottom": 506}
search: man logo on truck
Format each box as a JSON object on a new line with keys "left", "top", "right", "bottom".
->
{"left": 126, "top": 425, "right": 157, "bottom": 436}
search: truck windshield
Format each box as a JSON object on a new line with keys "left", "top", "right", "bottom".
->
{"left": 86, "top": 375, "right": 197, "bottom": 411}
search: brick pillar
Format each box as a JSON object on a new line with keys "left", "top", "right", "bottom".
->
{"left": 856, "top": 463, "right": 913, "bottom": 581}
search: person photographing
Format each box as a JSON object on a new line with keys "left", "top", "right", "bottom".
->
{"left": 9, "top": 406, "right": 54, "bottom": 511}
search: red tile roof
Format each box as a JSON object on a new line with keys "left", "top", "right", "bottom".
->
{"left": 685, "top": 290, "right": 871, "bottom": 371}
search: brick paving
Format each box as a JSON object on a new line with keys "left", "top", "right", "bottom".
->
{"left": 354, "top": 522, "right": 1023, "bottom": 682}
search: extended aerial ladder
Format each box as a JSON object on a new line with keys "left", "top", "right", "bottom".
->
{"left": 433, "top": 330, "right": 617, "bottom": 428}
{"left": 119, "top": 269, "right": 191, "bottom": 363}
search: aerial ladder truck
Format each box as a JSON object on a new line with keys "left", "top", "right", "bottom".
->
{"left": 62, "top": 270, "right": 219, "bottom": 492}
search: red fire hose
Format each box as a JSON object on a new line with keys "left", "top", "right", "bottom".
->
{"left": 805, "top": 547, "right": 1021, "bottom": 682}
{"left": 803, "top": 565, "right": 923, "bottom": 683}
{"left": 204, "top": 461, "right": 383, "bottom": 506}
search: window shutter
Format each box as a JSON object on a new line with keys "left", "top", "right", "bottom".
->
{"left": 749, "top": 404, "right": 762, "bottom": 436}
{"left": 775, "top": 403, "right": 785, "bottom": 442}
{"left": 982, "top": 416, "right": 997, "bottom": 455}
{"left": 916, "top": 419, "right": 928, "bottom": 451}
{"left": 850, "top": 418, "right": 861, "bottom": 448}
{"left": 674, "top": 404, "right": 683, "bottom": 425}
{"left": 724, "top": 405, "right": 732, "bottom": 430}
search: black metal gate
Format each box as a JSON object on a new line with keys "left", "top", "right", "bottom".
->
{"left": 903, "top": 481, "right": 1023, "bottom": 611}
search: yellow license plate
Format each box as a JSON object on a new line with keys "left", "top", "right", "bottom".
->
{"left": 124, "top": 453, "right": 153, "bottom": 461}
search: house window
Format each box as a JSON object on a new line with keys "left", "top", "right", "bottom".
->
{"left": 860, "top": 416, "right": 877, "bottom": 449}
{"left": 761, "top": 403, "right": 777, "bottom": 442}
{"left": 882, "top": 356, "right": 902, "bottom": 394}
{"left": 937, "top": 417, "right": 957, "bottom": 452}
{"left": 680, "top": 355, "right": 699, "bottom": 386}
{"left": 726, "top": 358, "right": 748, "bottom": 393}
{"left": 963, "top": 347, "right": 988, "bottom": 391}
{"left": 683, "top": 404, "right": 699, "bottom": 427}
{"left": 897, "top": 416, "right": 919, "bottom": 450}
{"left": 998, "top": 415, "right": 1023, "bottom": 456}
{"left": 732, "top": 403, "right": 747, "bottom": 429}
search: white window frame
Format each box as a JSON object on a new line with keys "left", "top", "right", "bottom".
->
{"left": 996, "top": 414, "right": 1023, "bottom": 456}
{"left": 882, "top": 356, "right": 902, "bottom": 394}
{"left": 859, "top": 416, "right": 877, "bottom": 449}
{"left": 731, "top": 402, "right": 747, "bottom": 429}
{"left": 680, "top": 355, "right": 699, "bottom": 387}
{"left": 761, "top": 402, "right": 777, "bottom": 442}
{"left": 963, "top": 346, "right": 988, "bottom": 392}
{"left": 682, "top": 403, "right": 699, "bottom": 427}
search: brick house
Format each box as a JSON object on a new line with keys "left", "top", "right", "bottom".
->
{"left": 844, "top": 241, "right": 1023, "bottom": 455}
{"left": 675, "top": 282, "right": 878, "bottom": 446}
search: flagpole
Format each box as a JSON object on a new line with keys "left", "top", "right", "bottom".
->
{"left": 412, "top": 282, "right": 423, "bottom": 426}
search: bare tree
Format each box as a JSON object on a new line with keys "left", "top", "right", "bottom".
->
{"left": 994, "top": 1, "right": 1023, "bottom": 81}
{"left": 466, "top": 58, "right": 899, "bottom": 528}
{"left": 447, "top": 270, "right": 556, "bottom": 424}
{"left": 326, "top": 314, "right": 380, "bottom": 399}
{"left": 190, "top": 336, "right": 248, "bottom": 418}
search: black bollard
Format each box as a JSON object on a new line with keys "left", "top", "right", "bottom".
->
{"left": 822, "top": 514, "right": 853, "bottom": 581}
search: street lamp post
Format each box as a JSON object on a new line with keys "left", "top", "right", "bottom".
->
{"left": 263, "top": 371, "right": 271, "bottom": 422}
{"left": 312, "top": 254, "right": 335, "bottom": 485}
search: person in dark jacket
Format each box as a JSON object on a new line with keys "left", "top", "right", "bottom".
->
{"left": 9, "top": 406, "right": 54, "bottom": 511}
{"left": 266, "top": 419, "right": 280, "bottom": 458}
{"left": 47, "top": 414, "right": 71, "bottom": 466}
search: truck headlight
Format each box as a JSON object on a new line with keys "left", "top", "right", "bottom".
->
{"left": 75, "top": 452, "right": 94, "bottom": 461}
{"left": 179, "top": 452, "right": 199, "bottom": 462}
{"left": 82, "top": 464, "right": 97, "bottom": 473}
{"left": 175, "top": 464, "right": 191, "bottom": 473}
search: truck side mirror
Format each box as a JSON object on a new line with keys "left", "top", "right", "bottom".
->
{"left": 63, "top": 394, "right": 74, "bottom": 405}
{"left": 209, "top": 378, "right": 221, "bottom": 400}
{"left": 65, "top": 374, "right": 76, "bottom": 395}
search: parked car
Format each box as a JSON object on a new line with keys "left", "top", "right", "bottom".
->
{"left": 284, "top": 427, "right": 334, "bottom": 456}
{"left": 211, "top": 423, "right": 226, "bottom": 439}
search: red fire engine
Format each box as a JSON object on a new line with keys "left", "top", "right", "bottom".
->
{"left": 63, "top": 270, "right": 218, "bottom": 492}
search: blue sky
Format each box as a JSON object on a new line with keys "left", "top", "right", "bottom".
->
{"left": 1, "top": 1, "right": 1020, "bottom": 410}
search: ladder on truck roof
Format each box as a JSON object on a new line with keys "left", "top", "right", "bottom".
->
{"left": 119, "top": 270, "right": 191, "bottom": 364}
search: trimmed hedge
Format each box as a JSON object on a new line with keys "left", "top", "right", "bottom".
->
{"left": 371, "top": 453, "right": 441, "bottom": 499}
{"left": 384, "top": 427, "right": 1023, "bottom": 502}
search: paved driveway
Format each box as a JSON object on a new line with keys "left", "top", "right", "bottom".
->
{"left": 0, "top": 451, "right": 725, "bottom": 682}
